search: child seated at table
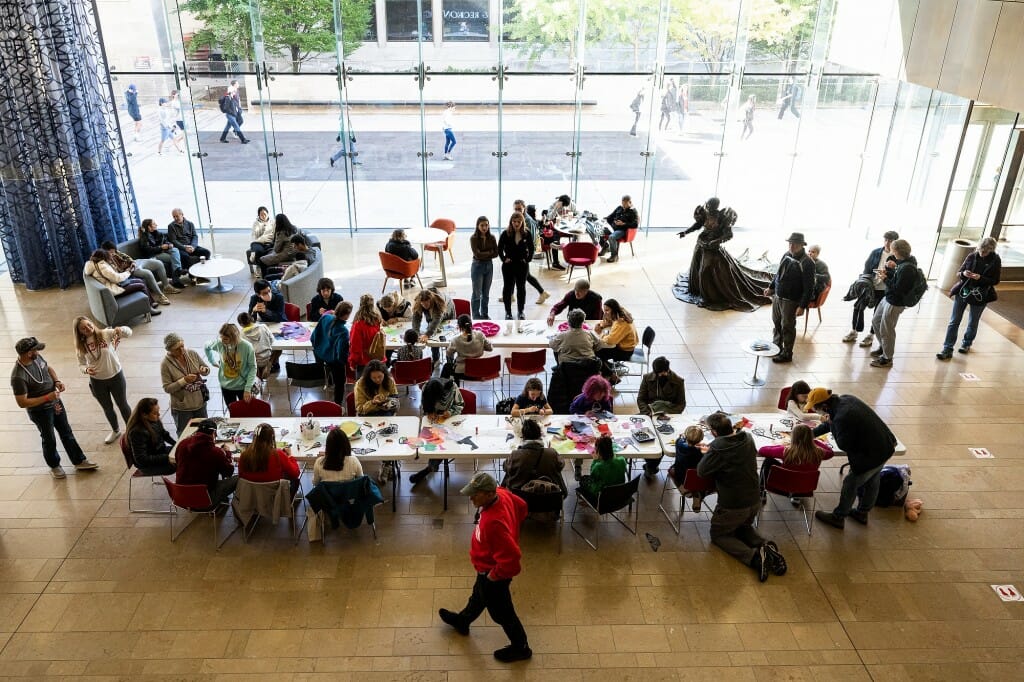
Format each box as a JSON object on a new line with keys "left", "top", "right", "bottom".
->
{"left": 579, "top": 435, "right": 627, "bottom": 503}
{"left": 668, "top": 425, "right": 708, "bottom": 512}
{"left": 756, "top": 424, "right": 832, "bottom": 503}
{"left": 394, "top": 328, "right": 423, "bottom": 363}
{"left": 511, "top": 377, "right": 552, "bottom": 417}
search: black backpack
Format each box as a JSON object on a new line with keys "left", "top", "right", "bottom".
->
{"left": 860, "top": 465, "right": 911, "bottom": 507}
{"left": 902, "top": 265, "right": 929, "bottom": 306}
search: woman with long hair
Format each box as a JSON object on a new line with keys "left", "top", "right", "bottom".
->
{"left": 204, "top": 323, "right": 257, "bottom": 406}
{"left": 469, "top": 215, "right": 498, "bottom": 319}
{"left": 784, "top": 380, "right": 821, "bottom": 421}
{"left": 238, "top": 422, "right": 300, "bottom": 495}
{"left": 349, "top": 294, "right": 383, "bottom": 376}
{"left": 409, "top": 378, "right": 464, "bottom": 485}
{"left": 498, "top": 211, "right": 534, "bottom": 320}
{"left": 511, "top": 377, "right": 552, "bottom": 418}
{"left": 73, "top": 316, "right": 133, "bottom": 444}
{"left": 258, "top": 213, "right": 301, "bottom": 276}
{"left": 569, "top": 375, "right": 613, "bottom": 415}
{"left": 313, "top": 428, "right": 363, "bottom": 485}
{"left": 594, "top": 299, "right": 638, "bottom": 383}
{"left": 125, "top": 397, "right": 176, "bottom": 474}
{"left": 355, "top": 359, "right": 398, "bottom": 416}
{"left": 83, "top": 248, "right": 161, "bottom": 314}
{"left": 412, "top": 288, "right": 455, "bottom": 365}
{"left": 446, "top": 314, "right": 492, "bottom": 385}
{"left": 756, "top": 424, "right": 832, "bottom": 499}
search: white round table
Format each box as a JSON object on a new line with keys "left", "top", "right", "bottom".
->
{"left": 404, "top": 226, "right": 451, "bottom": 288}
{"left": 741, "top": 339, "right": 780, "bottom": 387}
{"left": 188, "top": 257, "right": 245, "bottom": 294}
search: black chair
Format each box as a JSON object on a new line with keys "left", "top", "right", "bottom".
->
{"left": 511, "top": 489, "right": 566, "bottom": 524}
{"left": 285, "top": 360, "right": 328, "bottom": 412}
{"left": 570, "top": 475, "right": 641, "bottom": 550}
{"left": 614, "top": 325, "right": 656, "bottom": 378}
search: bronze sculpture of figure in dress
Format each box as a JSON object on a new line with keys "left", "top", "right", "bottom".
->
{"left": 672, "top": 198, "right": 772, "bottom": 312}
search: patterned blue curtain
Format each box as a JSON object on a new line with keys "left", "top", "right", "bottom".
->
{"left": 0, "top": 0, "right": 138, "bottom": 290}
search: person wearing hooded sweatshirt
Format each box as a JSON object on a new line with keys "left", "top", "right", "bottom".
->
{"left": 868, "top": 238, "right": 917, "bottom": 368}
{"left": 638, "top": 356, "right": 687, "bottom": 477}
{"left": 697, "top": 411, "right": 787, "bottom": 582}
{"left": 311, "top": 301, "right": 353, "bottom": 405}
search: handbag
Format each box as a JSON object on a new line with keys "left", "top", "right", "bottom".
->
{"left": 368, "top": 330, "right": 386, "bottom": 361}
{"left": 495, "top": 397, "right": 515, "bottom": 415}
{"left": 199, "top": 380, "right": 210, "bottom": 403}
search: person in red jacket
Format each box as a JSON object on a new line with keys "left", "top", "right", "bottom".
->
{"left": 174, "top": 419, "right": 237, "bottom": 506}
{"left": 438, "top": 472, "right": 531, "bottom": 663}
{"left": 238, "top": 423, "right": 300, "bottom": 496}
{"left": 348, "top": 294, "right": 383, "bottom": 376}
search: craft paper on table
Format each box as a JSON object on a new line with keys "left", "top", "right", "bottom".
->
{"left": 553, "top": 439, "right": 578, "bottom": 455}
{"left": 277, "top": 322, "right": 311, "bottom": 341}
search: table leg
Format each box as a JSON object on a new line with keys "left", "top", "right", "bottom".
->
{"left": 744, "top": 355, "right": 767, "bottom": 387}
{"left": 433, "top": 251, "right": 448, "bottom": 288}
{"left": 391, "top": 463, "right": 398, "bottom": 513}
{"left": 443, "top": 458, "right": 450, "bottom": 511}
{"left": 207, "top": 276, "right": 233, "bottom": 294}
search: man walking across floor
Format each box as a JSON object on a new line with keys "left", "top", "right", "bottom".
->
{"left": 218, "top": 80, "right": 250, "bottom": 144}
{"left": 806, "top": 388, "right": 896, "bottom": 529}
{"left": 765, "top": 232, "right": 815, "bottom": 363}
{"left": 11, "top": 337, "right": 99, "bottom": 479}
{"left": 438, "top": 472, "right": 532, "bottom": 662}
{"left": 697, "top": 412, "right": 786, "bottom": 581}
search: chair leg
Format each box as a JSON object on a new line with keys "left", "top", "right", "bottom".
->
{"left": 629, "top": 242, "right": 635, "bottom": 257}
{"left": 381, "top": 276, "right": 388, "bottom": 294}
{"left": 569, "top": 493, "right": 600, "bottom": 550}
{"left": 658, "top": 476, "right": 682, "bottom": 534}
{"left": 586, "top": 265, "right": 591, "bottom": 280}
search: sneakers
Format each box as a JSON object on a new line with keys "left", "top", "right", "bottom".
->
{"left": 50, "top": 466, "right": 66, "bottom": 479}
{"left": 164, "top": 284, "right": 182, "bottom": 294}
{"left": 752, "top": 544, "right": 770, "bottom": 582}
{"left": 815, "top": 510, "right": 845, "bottom": 529}
{"left": 763, "top": 541, "right": 788, "bottom": 576}
{"left": 74, "top": 460, "right": 100, "bottom": 471}
{"left": 859, "top": 334, "right": 874, "bottom": 347}
{"left": 158, "top": 295, "right": 171, "bottom": 305}
{"left": 536, "top": 291, "right": 550, "bottom": 305}
{"left": 870, "top": 357, "right": 891, "bottom": 368}
{"left": 104, "top": 429, "right": 121, "bottom": 444}
{"left": 438, "top": 608, "right": 469, "bottom": 636}
{"left": 848, "top": 509, "right": 869, "bottom": 525}
{"left": 842, "top": 331, "right": 857, "bottom": 343}
{"left": 493, "top": 645, "right": 532, "bottom": 663}
{"left": 958, "top": 346, "right": 970, "bottom": 354}
{"left": 149, "top": 306, "right": 162, "bottom": 316}
{"left": 936, "top": 350, "right": 952, "bottom": 360}
{"left": 869, "top": 348, "right": 884, "bottom": 357}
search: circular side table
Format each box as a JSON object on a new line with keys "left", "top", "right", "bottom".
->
{"left": 741, "top": 339, "right": 780, "bottom": 387}
{"left": 188, "top": 257, "right": 245, "bottom": 294}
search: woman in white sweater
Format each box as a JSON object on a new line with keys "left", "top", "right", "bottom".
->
{"left": 83, "top": 249, "right": 161, "bottom": 314}
{"left": 313, "top": 429, "right": 363, "bottom": 484}
{"left": 73, "top": 316, "right": 134, "bottom": 444}
{"left": 446, "top": 314, "right": 492, "bottom": 385}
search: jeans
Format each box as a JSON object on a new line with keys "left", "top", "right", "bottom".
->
{"left": 871, "top": 300, "right": 905, "bottom": 360}
{"left": 470, "top": 259, "right": 493, "bottom": 318}
{"left": 771, "top": 296, "right": 799, "bottom": 356}
{"left": 90, "top": 371, "right": 131, "bottom": 430}
{"left": 133, "top": 266, "right": 161, "bottom": 296}
{"left": 153, "top": 249, "right": 183, "bottom": 277}
{"left": 709, "top": 503, "right": 765, "bottom": 566}
{"left": 457, "top": 573, "right": 529, "bottom": 648}
{"left": 502, "top": 261, "right": 528, "bottom": 316}
{"left": 833, "top": 463, "right": 885, "bottom": 517}
{"left": 443, "top": 128, "right": 456, "bottom": 154}
{"left": 27, "top": 403, "right": 86, "bottom": 468}
{"left": 220, "top": 114, "right": 246, "bottom": 142}
{"left": 609, "top": 228, "right": 628, "bottom": 256}
{"left": 942, "top": 295, "right": 986, "bottom": 352}
{"left": 172, "top": 405, "right": 208, "bottom": 437}
{"left": 209, "top": 476, "right": 239, "bottom": 506}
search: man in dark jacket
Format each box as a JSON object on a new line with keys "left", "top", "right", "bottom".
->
{"left": 139, "top": 218, "right": 187, "bottom": 288}
{"left": 174, "top": 419, "right": 237, "bottom": 506}
{"left": 697, "top": 412, "right": 786, "bottom": 581}
{"left": 218, "top": 80, "right": 250, "bottom": 144}
{"left": 546, "top": 279, "right": 603, "bottom": 325}
{"left": 638, "top": 357, "right": 687, "bottom": 477}
{"left": 845, "top": 230, "right": 898, "bottom": 346}
{"left": 248, "top": 279, "right": 286, "bottom": 324}
{"left": 869, "top": 238, "right": 917, "bottom": 368}
{"left": 168, "top": 208, "right": 211, "bottom": 274}
{"left": 765, "top": 232, "right": 815, "bottom": 363}
{"left": 601, "top": 195, "right": 639, "bottom": 262}
{"left": 807, "top": 388, "right": 896, "bottom": 529}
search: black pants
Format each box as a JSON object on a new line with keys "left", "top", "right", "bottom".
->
{"left": 502, "top": 261, "right": 528, "bottom": 316}
{"left": 221, "top": 388, "right": 244, "bottom": 406}
{"left": 177, "top": 245, "right": 212, "bottom": 269}
{"left": 458, "top": 573, "right": 528, "bottom": 648}
{"left": 326, "top": 362, "right": 347, "bottom": 407}
{"left": 597, "top": 346, "right": 632, "bottom": 377}
{"left": 250, "top": 242, "right": 271, "bottom": 263}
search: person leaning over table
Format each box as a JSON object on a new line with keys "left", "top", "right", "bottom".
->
{"left": 783, "top": 379, "right": 822, "bottom": 422}
{"left": 546, "top": 278, "right": 603, "bottom": 326}
{"left": 549, "top": 309, "right": 602, "bottom": 364}
{"left": 806, "top": 387, "right": 896, "bottom": 530}
{"left": 412, "top": 288, "right": 456, "bottom": 366}
{"left": 313, "top": 428, "right": 363, "bottom": 484}
{"left": 447, "top": 314, "right": 492, "bottom": 386}
{"left": 354, "top": 360, "right": 398, "bottom": 417}
{"left": 568, "top": 375, "right": 612, "bottom": 415}
{"left": 125, "top": 397, "right": 177, "bottom": 475}
{"left": 204, "top": 323, "right": 257, "bottom": 406}
{"left": 238, "top": 422, "right": 301, "bottom": 497}
{"left": 511, "top": 377, "right": 552, "bottom": 418}
{"left": 161, "top": 333, "right": 211, "bottom": 436}
{"left": 174, "top": 419, "right": 238, "bottom": 506}
{"left": 409, "top": 377, "right": 464, "bottom": 486}
{"left": 503, "top": 418, "right": 566, "bottom": 498}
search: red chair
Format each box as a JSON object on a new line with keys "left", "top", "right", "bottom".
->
{"left": 459, "top": 388, "right": 477, "bottom": 415}
{"left": 345, "top": 391, "right": 357, "bottom": 417}
{"left": 617, "top": 227, "right": 639, "bottom": 257}
{"left": 777, "top": 387, "right": 792, "bottom": 410}
{"left": 503, "top": 349, "right": 547, "bottom": 394}
{"left": 392, "top": 357, "right": 433, "bottom": 394}
{"left": 379, "top": 251, "right": 423, "bottom": 294}
{"left": 562, "top": 242, "right": 598, "bottom": 282}
{"left": 659, "top": 468, "right": 716, "bottom": 534}
{"left": 162, "top": 477, "right": 237, "bottom": 548}
{"left": 425, "top": 218, "right": 456, "bottom": 264}
{"left": 305, "top": 303, "right": 313, "bottom": 320}
{"left": 757, "top": 466, "right": 821, "bottom": 536}
{"left": 228, "top": 398, "right": 272, "bottom": 418}
{"left": 802, "top": 283, "right": 832, "bottom": 334}
{"left": 284, "top": 303, "right": 301, "bottom": 322}
{"left": 120, "top": 435, "right": 173, "bottom": 514}
{"left": 300, "top": 400, "right": 343, "bottom": 417}
{"left": 453, "top": 298, "right": 471, "bottom": 318}
{"left": 462, "top": 355, "right": 501, "bottom": 398}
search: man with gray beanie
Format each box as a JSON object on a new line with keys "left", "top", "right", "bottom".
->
{"left": 438, "top": 472, "right": 531, "bottom": 662}
{"left": 160, "top": 332, "right": 211, "bottom": 435}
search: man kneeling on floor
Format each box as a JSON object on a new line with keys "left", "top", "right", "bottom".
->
{"left": 697, "top": 411, "right": 787, "bottom": 581}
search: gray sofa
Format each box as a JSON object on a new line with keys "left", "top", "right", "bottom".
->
{"left": 277, "top": 248, "right": 323, "bottom": 317}
{"left": 84, "top": 277, "right": 152, "bottom": 326}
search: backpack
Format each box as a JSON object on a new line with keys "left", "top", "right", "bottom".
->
{"left": 902, "top": 265, "right": 929, "bottom": 306}
{"left": 495, "top": 397, "right": 515, "bottom": 415}
{"left": 861, "top": 465, "right": 911, "bottom": 507}
{"left": 367, "top": 330, "right": 386, "bottom": 361}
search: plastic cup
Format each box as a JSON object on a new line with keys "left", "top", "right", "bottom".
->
{"left": 505, "top": 322, "right": 513, "bottom": 335}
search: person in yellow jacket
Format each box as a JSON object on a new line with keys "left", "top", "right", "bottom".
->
{"left": 594, "top": 299, "right": 638, "bottom": 384}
